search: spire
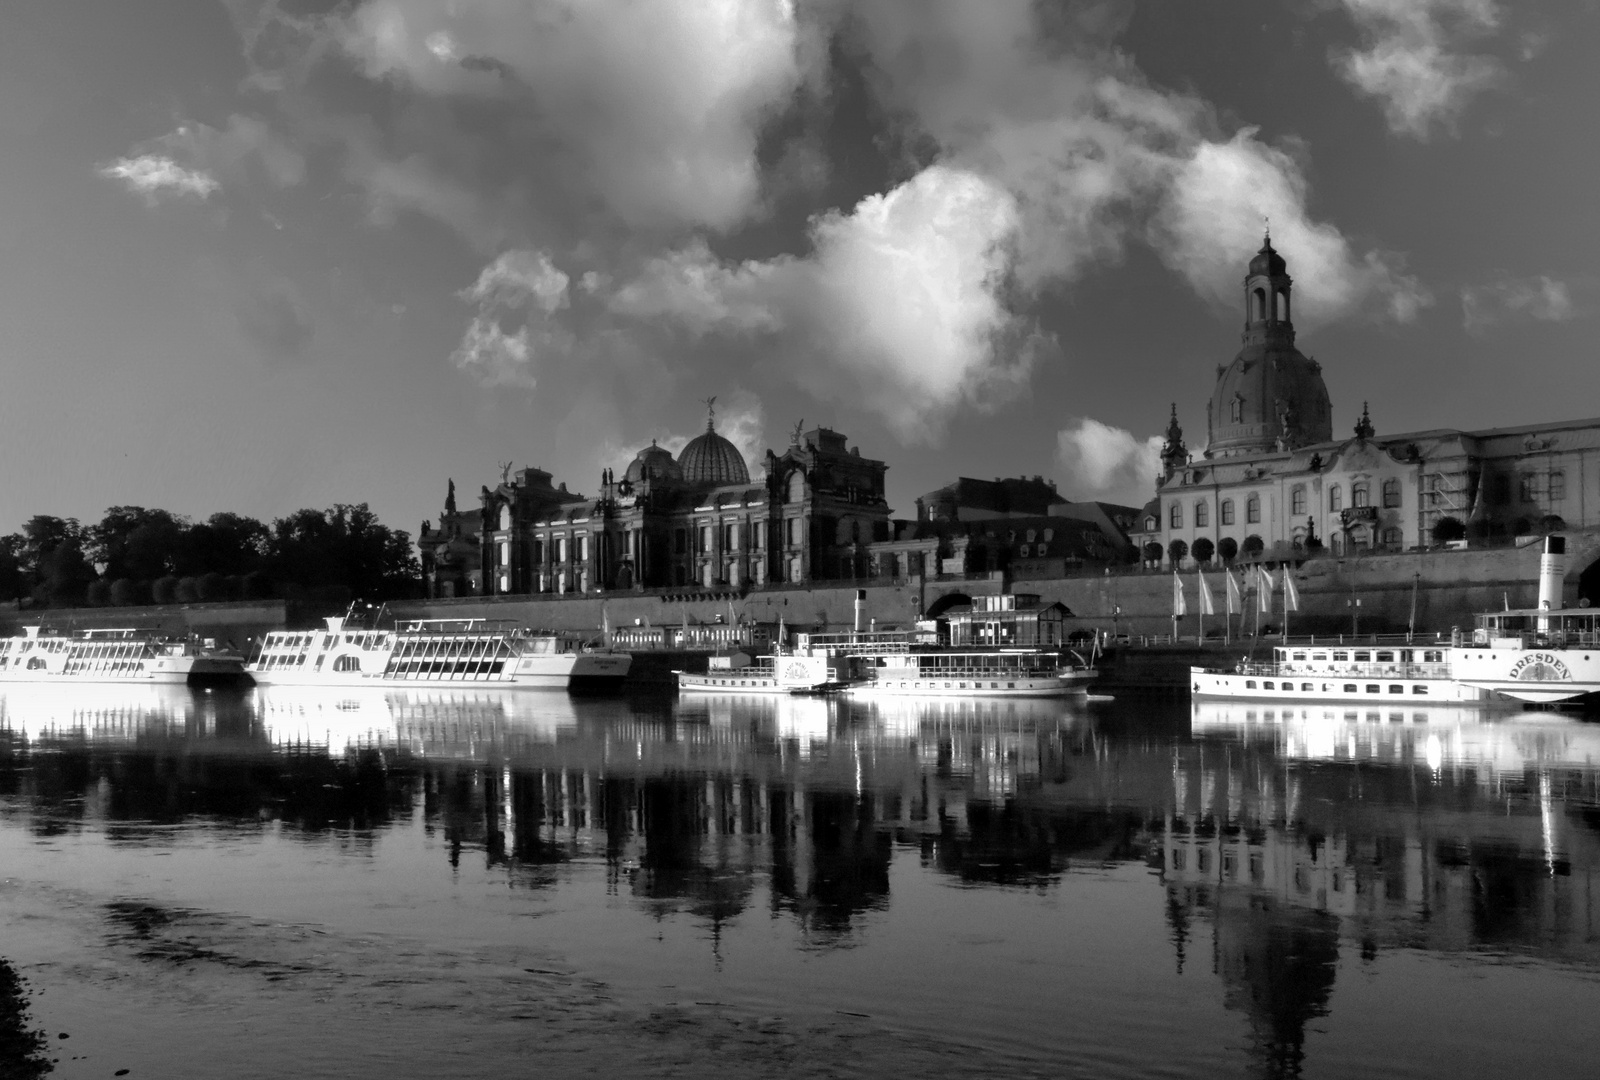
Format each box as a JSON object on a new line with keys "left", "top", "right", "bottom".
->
{"left": 445, "top": 478, "right": 456, "bottom": 514}
{"left": 1353, "top": 402, "right": 1375, "bottom": 441}
{"left": 1161, "top": 403, "right": 1188, "bottom": 473}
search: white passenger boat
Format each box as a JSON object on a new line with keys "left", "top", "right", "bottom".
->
{"left": 844, "top": 647, "right": 1096, "bottom": 698}
{"left": 675, "top": 647, "right": 854, "bottom": 695}
{"left": 1190, "top": 643, "right": 1488, "bottom": 703}
{"left": 0, "top": 626, "right": 247, "bottom": 685}
{"left": 248, "top": 617, "right": 630, "bottom": 691}
{"left": 1448, "top": 606, "right": 1600, "bottom": 703}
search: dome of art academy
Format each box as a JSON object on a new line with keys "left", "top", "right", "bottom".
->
{"left": 624, "top": 441, "right": 682, "bottom": 484}
{"left": 1205, "top": 238, "right": 1332, "bottom": 458}
{"left": 678, "top": 400, "right": 751, "bottom": 486}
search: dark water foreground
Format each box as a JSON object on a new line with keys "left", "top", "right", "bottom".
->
{"left": 0, "top": 686, "right": 1596, "bottom": 1079}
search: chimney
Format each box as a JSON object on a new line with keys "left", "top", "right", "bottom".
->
{"left": 1538, "top": 534, "right": 1566, "bottom": 622}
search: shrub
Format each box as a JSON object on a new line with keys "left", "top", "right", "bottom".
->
{"left": 175, "top": 576, "right": 201, "bottom": 603}
{"left": 1217, "top": 537, "right": 1238, "bottom": 563}
{"left": 151, "top": 575, "right": 179, "bottom": 605}
{"left": 1142, "top": 541, "right": 1163, "bottom": 565}
{"left": 85, "top": 580, "right": 111, "bottom": 607}
{"left": 1167, "top": 539, "right": 1188, "bottom": 565}
{"left": 1191, "top": 537, "right": 1215, "bottom": 564}
{"left": 110, "top": 578, "right": 148, "bottom": 606}
{"left": 1242, "top": 535, "right": 1264, "bottom": 558}
{"left": 1432, "top": 516, "right": 1467, "bottom": 544}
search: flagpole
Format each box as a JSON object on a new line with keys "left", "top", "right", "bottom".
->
{"left": 1282, "top": 563, "right": 1290, "bottom": 643}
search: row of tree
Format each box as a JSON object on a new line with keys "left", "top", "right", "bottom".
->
{"left": 1143, "top": 513, "right": 1569, "bottom": 567}
{"left": 0, "top": 505, "right": 420, "bottom": 609}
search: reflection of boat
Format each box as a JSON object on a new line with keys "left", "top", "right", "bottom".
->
{"left": 251, "top": 686, "right": 583, "bottom": 752}
{"left": 1190, "top": 698, "right": 1600, "bottom": 773}
{"left": 1191, "top": 643, "right": 1487, "bottom": 703}
{"left": 849, "top": 694, "right": 1083, "bottom": 732}
{"left": 0, "top": 683, "right": 205, "bottom": 742}
{"left": 0, "top": 626, "right": 247, "bottom": 685}
{"left": 248, "top": 617, "right": 630, "bottom": 690}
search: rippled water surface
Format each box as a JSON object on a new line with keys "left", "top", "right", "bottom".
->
{"left": 1, "top": 685, "right": 1598, "bottom": 1078}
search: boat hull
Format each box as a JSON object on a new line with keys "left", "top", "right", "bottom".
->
{"left": 847, "top": 670, "right": 1095, "bottom": 698}
{"left": 1191, "top": 667, "right": 1488, "bottom": 703}
{"left": 250, "top": 651, "right": 630, "bottom": 691}
{"left": 1448, "top": 646, "right": 1600, "bottom": 703}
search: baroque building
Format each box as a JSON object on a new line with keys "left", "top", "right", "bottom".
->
{"left": 1143, "top": 240, "right": 1600, "bottom": 566}
{"left": 428, "top": 406, "right": 892, "bottom": 598}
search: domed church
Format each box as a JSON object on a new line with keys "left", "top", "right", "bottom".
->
{"left": 1134, "top": 240, "right": 1600, "bottom": 569}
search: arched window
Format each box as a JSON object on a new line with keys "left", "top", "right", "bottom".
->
{"left": 333, "top": 655, "right": 361, "bottom": 672}
{"left": 1277, "top": 288, "right": 1290, "bottom": 323}
{"left": 1246, "top": 494, "right": 1260, "bottom": 524}
{"left": 1195, "top": 501, "right": 1209, "bottom": 528}
{"left": 1253, "top": 287, "right": 1267, "bottom": 321}
{"left": 1382, "top": 479, "right": 1401, "bottom": 508}
{"left": 1291, "top": 486, "right": 1306, "bottom": 516}
{"left": 1170, "top": 503, "right": 1183, "bottom": 529}
{"left": 1329, "top": 485, "right": 1342, "bottom": 512}
{"left": 787, "top": 472, "right": 806, "bottom": 503}
{"left": 1145, "top": 516, "right": 1157, "bottom": 532}
{"left": 1353, "top": 482, "right": 1370, "bottom": 508}
{"left": 498, "top": 504, "right": 512, "bottom": 531}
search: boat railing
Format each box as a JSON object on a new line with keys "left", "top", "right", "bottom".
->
{"left": 1458, "top": 629, "right": 1600, "bottom": 650}
{"left": 1231, "top": 660, "right": 1453, "bottom": 680}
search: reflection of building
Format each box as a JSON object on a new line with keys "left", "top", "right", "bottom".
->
{"left": 458, "top": 408, "right": 891, "bottom": 596}
{"left": 1146, "top": 240, "right": 1600, "bottom": 565}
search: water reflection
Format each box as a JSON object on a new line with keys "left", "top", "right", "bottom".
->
{"left": 1, "top": 687, "right": 1597, "bottom": 1077}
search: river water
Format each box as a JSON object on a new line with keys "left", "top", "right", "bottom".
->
{"left": 0, "top": 685, "right": 1596, "bottom": 1079}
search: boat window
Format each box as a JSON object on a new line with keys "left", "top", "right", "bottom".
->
{"left": 1389, "top": 685, "right": 1403, "bottom": 694}
{"left": 1262, "top": 681, "right": 1273, "bottom": 689}
{"left": 1332, "top": 652, "right": 1348, "bottom": 662}
{"left": 1354, "top": 652, "right": 1370, "bottom": 662}
{"left": 1412, "top": 686, "right": 1428, "bottom": 695}
{"left": 1246, "top": 681, "right": 1257, "bottom": 689}
{"left": 1376, "top": 652, "right": 1394, "bottom": 663}
{"left": 1366, "top": 684, "right": 1379, "bottom": 693}
{"left": 1302, "top": 683, "right": 1314, "bottom": 691}
{"left": 1424, "top": 651, "right": 1442, "bottom": 663}
{"left": 1292, "top": 652, "right": 1307, "bottom": 661}
{"left": 1312, "top": 653, "right": 1328, "bottom": 661}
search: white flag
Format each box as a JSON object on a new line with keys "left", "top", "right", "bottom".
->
{"left": 1172, "top": 570, "right": 1187, "bottom": 617}
{"left": 1283, "top": 570, "right": 1301, "bottom": 612}
{"left": 1197, "top": 568, "right": 1215, "bottom": 616}
{"left": 1257, "top": 566, "right": 1274, "bottom": 613}
{"left": 1225, "top": 569, "right": 1242, "bottom": 616}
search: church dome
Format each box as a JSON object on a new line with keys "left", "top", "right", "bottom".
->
{"left": 679, "top": 425, "right": 750, "bottom": 486}
{"left": 1205, "top": 241, "right": 1333, "bottom": 458}
{"left": 624, "top": 442, "right": 681, "bottom": 484}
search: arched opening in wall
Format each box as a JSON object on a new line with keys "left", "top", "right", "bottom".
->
{"left": 1277, "top": 289, "right": 1290, "bottom": 322}
{"left": 1253, "top": 287, "right": 1267, "bottom": 320}
{"left": 925, "top": 592, "right": 972, "bottom": 620}
{"left": 1577, "top": 553, "right": 1600, "bottom": 607}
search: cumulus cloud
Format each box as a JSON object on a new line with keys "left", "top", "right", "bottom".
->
{"left": 451, "top": 249, "right": 574, "bottom": 389}
{"left": 1153, "top": 131, "right": 1432, "bottom": 327}
{"left": 847, "top": 0, "right": 1429, "bottom": 327}
{"left": 1055, "top": 419, "right": 1163, "bottom": 508}
{"left": 336, "top": 0, "right": 821, "bottom": 231}
{"left": 612, "top": 165, "right": 1049, "bottom": 442}
{"left": 1332, "top": 0, "right": 1504, "bottom": 139}
{"left": 1461, "top": 275, "right": 1583, "bottom": 333}
{"left": 99, "top": 115, "right": 305, "bottom": 204}
{"left": 99, "top": 156, "right": 219, "bottom": 203}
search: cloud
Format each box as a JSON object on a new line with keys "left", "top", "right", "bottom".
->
{"left": 99, "top": 156, "right": 219, "bottom": 203}
{"left": 451, "top": 249, "right": 574, "bottom": 389}
{"left": 336, "top": 0, "right": 822, "bottom": 231}
{"left": 1461, "top": 275, "right": 1584, "bottom": 333}
{"left": 1055, "top": 418, "right": 1162, "bottom": 508}
{"left": 846, "top": 0, "right": 1430, "bottom": 327}
{"left": 1331, "top": 0, "right": 1504, "bottom": 139}
{"left": 611, "top": 165, "right": 1049, "bottom": 443}
{"left": 99, "top": 115, "right": 306, "bottom": 205}
{"left": 1152, "top": 130, "right": 1432, "bottom": 327}
{"left": 235, "top": 280, "right": 314, "bottom": 363}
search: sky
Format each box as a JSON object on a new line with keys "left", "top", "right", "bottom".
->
{"left": 3, "top": 0, "right": 1598, "bottom": 539}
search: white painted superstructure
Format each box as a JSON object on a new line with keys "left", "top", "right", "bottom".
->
{"left": 1191, "top": 643, "right": 1488, "bottom": 703}
{"left": 0, "top": 626, "right": 245, "bottom": 685}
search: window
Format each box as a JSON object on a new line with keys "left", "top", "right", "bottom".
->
{"left": 1246, "top": 495, "right": 1260, "bottom": 524}
{"left": 1170, "top": 503, "right": 1183, "bottom": 528}
{"left": 787, "top": 518, "right": 802, "bottom": 545}
{"left": 1413, "top": 686, "right": 1429, "bottom": 695}
{"left": 1043, "top": 529, "right": 1053, "bottom": 541}
{"left": 578, "top": 535, "right": 589, "bottom": 562}
{"left": 1195, "top": 502, "right": 1209, "bottom": 527}
{"left": 1221, "top": 500, "right": 1234, "bottom": 526}
{"left": 1329, "top": 485, "right": 1342, "bottom": 512}
{"left": 1382, "top": 478, "right": 1401, "bottom": 508}
{"left": 1382, "top": 527, "right": 1402, "bottom": 547}
{"left": 1389, "top": 685, "right": 1404, "bottom": 694}
{"left": 1025, "top": 529, "right": 1036, "bottom": 542}
{"left": 700, "top": 526, "right": 712, "bottom": 553}
{"left": 1246, "top": 680, "right": 1257, "bottom": 689}
{"left": 1145, "top": 516, "right": 1157, "bottom": 531}
{"left": 1344, "top": 684, "right": 1357, "bottom": 692}
{"left": 1353, "top": 482, "right": 1370, "bottom": 508}
{"left": 1520, "top": 472, "right": 1539, "bottom": 502}
{"left": 1291, "top": 486, "right": 1306, "bottom": 515}
{"left": 1551, "top": 471, "right": 1566, "bottom": 501}
{"left": 1263, "top": 681, "right": 1274, "bottom": 690}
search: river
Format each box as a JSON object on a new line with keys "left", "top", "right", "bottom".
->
{"left": 0, "top": 685, "right": 1596, "bottom": 1078}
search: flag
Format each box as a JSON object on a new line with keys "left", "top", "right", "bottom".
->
{"left": 1225, "top": 569, "right": 1242, "bottom": 615}
{"left": 601, "top": 604, "right": 611, "bottom": 638}
{"left": 1197, "top": 568, "right": 1215, "bottom": 616}
{"left": 776, "top": 614, "right": 786, "bottom": 649}
{"left": 1171, "top": 570, "right": 1187, "bottom": 617}
{"left": 1257, "top": 566, "right": 1274, "bottom": 612}
{"left": 1283, "top": 570, "right": 1300, "bottom": 612}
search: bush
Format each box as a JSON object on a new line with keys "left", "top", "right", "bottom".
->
{"left": 85, "top": 580, "right": 111, "bottom": 607}
{"left": 1167, "top": 539, "right": 1188, "bottom": 565}
{"left": 1191, "top": 537, "right": 1215, "bottom": 564}
{"left": 175, "top": 576, "right": 201, "bottom": 603}
{"left": 1142, "top": 541, "right": 1163, "bottom": 565}
{"left": 196, "top": 571, "right": 230, "bottom": 602}
{"left": 1432, "top": 516, "right": 1467, "bottom": 544}
{"left": 1242, "top": 535, "right": 1264, "bottom": 558}
{"left": 1540, "top": 514, "right": 1566, "bottom": 533}
{"left": 1217, "top": 537, "right": 1238, "bottom": 563}
{"left": 151, "top": 575, "right": 179, "bottom": 605}
{"left": 110, "top": 578, "right": 148, "bottom": 606}
{"left": 241, "top": 570, "right": 276, "bottom": 600}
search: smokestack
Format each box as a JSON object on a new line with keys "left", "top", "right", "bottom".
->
{"left": 854, "top": 589, "right": 866, "bottom": 634}
{"left": 1538, "top": 534, "right": 1566, "bottom": 616}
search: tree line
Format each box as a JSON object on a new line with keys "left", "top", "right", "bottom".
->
{"left": 0, "top": 504, "right": 420, "bottom": 609}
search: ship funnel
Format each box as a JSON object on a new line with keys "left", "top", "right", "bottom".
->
{"left": 325, "top": 617, "right": 346, "bottom": 634}
{"left": 854, "top": 589, "right": 866, "bottom": 635}
{"left": 1538, "top": 535, "right": 1566, "bottom": 612}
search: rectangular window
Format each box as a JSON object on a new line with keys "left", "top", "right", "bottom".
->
{"left": 1170, "top": 503, "right": 1183, "bottom": 529}
{"left": 1550, "top": 471, "right": 1566, "bottom": 501}
{"left": 788, "top": 518, "right": 801, "bottom": 545}
{"left": 700, "top": 526, "right": 713, "bottom": 553}
{"left": 1344, "top": 684, "right": 1357, "bottom": 692}
{"left": 1247, "top": 497, "right": 1260, "bottom": 524}
{"left": 1195, "top": 502, "right": 1208, "bottom": 527}
{"left": 1329, "top": 485, "right": 1342, "bottom": 512}
{"left": 1383, "top": 480, "right": 1401, "bottom": 508}
{"left": 1291, "top": 487, "right": 1306, "bottom": 515}
{"left": 578, "top": 535, "right": 589, "bottom": 562}
{"left": 1520, "top": 473, "right": 1539, "bottom": 502}
{"left": 1353, "top": 484, "right": 1369, "bottom": 508}
{"left": 1221, "top": 501, "right": 1235, "bottom": 526}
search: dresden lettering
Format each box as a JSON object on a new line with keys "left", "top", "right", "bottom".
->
{"left": 1509, "top": 653, "right": 1570, "bottom": 682}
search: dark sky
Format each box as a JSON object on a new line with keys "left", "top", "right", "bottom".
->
{"left": 2, "top": 0, "right": 1594, "bottom": 534}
